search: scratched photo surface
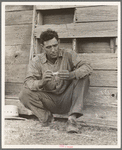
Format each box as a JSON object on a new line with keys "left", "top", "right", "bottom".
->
{"left": 3, "top": 2, "right": 120, "bottom": 148}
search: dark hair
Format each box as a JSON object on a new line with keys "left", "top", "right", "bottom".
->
{"left": 40, "top": 29, "right": 59, "bottom": 45}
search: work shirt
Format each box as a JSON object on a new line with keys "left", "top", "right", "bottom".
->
{"left": 24, "top": 49, "right": 93, "bottom": 94}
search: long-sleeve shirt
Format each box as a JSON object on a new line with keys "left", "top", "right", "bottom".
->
{"left": 24, "top": 49, "right": 93, "bottom": 94}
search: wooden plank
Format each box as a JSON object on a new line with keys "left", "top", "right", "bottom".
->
{"left": 35, "top": 5, "right": 77, "bottom": 10}
{"left": 85, "top": 87, "right": 117, "bottom": 107}
{"left": 5, "top": 98, "right": 117, "bottom": 128}
{"left": 5, "top": 64, "right": 117, "bottom": 85}
{"left": 5, "top": 5, "right": 33, "bottom": 11}
{"left": 5, "top": 64, "right": 28, "bottom": 83}
{"left": 5, "top": 45, "right": 30, "bottom": 64}
{"left": 60, "top": 38, "right": 72, "bottom": 50}
{"left": 34, "top": 21, "right": 117, "bottom": 38}
{"left": 110, "top": 38, "right": 116, "bottom": 53}
{"left": 77, "top": 38, "right": 111, "bottom": 53}
{"left": 5, "top": 25, "right": 32, "bottom": 46}
{"left": 90, "top": 71, "right": 117, "bottom": 87}
{"left": 5, "top": 83, "right": 23, "bottom": 97}
{"left": 78, "top": 53, "right": 117, "bottom": 70}
{"left": 43, "top": 9, "right": 74, "bottom": 25}
{"left": 5, "top": 83, "right": 117, "bottom": 107}
{"left": 35, "top": 5, "right": 103, "bottom": 10}
{"left": 5, "top": 10, "right": 33, "bottom": 25}
{"left": 75, "top": 5, "right": 118, "bottom": 22}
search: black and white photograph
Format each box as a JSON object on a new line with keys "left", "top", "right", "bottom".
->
{"left": 2, "top": 2, "right": 121, "bottom": 148}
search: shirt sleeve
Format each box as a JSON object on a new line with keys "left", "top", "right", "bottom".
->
{"left": 24, "top": 58, "right": 42, "bottom": 91}
{"left": 70, "top": 50, "right": 93, "bottom": 79}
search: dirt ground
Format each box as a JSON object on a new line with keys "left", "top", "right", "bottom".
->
{"left": 4, "top": 116, "right": 117, "bottom": 146}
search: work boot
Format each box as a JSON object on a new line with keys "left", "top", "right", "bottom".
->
{"left": 66, "top": 117, "right": 78, "bottom": 133}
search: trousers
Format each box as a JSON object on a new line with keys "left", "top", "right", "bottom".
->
{"left": 19, "top": 76, "right": 90, "bottom": 123}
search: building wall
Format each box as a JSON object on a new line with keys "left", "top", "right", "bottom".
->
{"left": 5, "top": 5, "right": 33, "bottom": 97}
{"left": 5, "top": 5, "right": 118, "bottom": 128}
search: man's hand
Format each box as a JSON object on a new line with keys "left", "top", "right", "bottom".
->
{"left": 42, "top": 70, "right": 53, "bottom": 85}
{"left": 58, "top": 70, "right": 70, "bottom": 80}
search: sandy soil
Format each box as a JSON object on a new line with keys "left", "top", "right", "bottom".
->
{"left": 4, "top": 116, "right": 117, "bottom": 146}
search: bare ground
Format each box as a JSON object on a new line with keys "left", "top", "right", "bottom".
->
{"left": 4, "top": 116, "right": 117, "bottom": 146}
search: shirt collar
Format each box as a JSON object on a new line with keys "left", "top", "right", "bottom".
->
{"left": 40, "top": 49, "right": 63, "bottom": 64}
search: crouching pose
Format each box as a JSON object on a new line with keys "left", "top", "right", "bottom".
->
{"left": 19, "top": 29, "right": 92, "bottom": 133}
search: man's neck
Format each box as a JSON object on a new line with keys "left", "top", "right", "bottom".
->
{"left": 46, "top": 55, "right": 57, "bottom": 64}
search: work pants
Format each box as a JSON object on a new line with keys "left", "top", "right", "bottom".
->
{"left": 19, "top": 76, "right": 90, "bottom": 123}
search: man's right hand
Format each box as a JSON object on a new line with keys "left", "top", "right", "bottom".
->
{"left": 38, "top": 70, "right": 53, "bottom": 88}
{"left": 42, "top": 70, "right": 53, "bottom": 85}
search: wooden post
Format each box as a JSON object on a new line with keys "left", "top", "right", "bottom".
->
{"left": 29, "top": 5, "right": 37, "bottom": 60}
{"left": 110, "top": 38, "right": 115, "bottom": 53}
{"left": 115, "top": 38, "right": 118, "bottom": 53}
{"left": 72, "top": 8, "right": 77, "bottom": 52}
{"left": 72, "top": 38, "right": 77, "bottom": 52}
{"left": 36, "top": 11, "right": 43, "bottom": 54}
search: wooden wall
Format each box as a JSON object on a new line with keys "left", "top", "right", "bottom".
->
{"left": 5, "top": 5, "right": 118, "bottom": 128}
{"left": 5, "top": 5, "right": 33, "bottom": 97}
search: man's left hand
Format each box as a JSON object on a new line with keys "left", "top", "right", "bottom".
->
{"left": 58, "top": 70, "right": 70, "bottom": 80}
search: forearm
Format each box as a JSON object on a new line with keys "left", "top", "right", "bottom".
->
{"left": 24, "top": 77, "right": 42, "bottom": 91}
{"left": 74, "top": 64, "right": 93, "bottom": 79}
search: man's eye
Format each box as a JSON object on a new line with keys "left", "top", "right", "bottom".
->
{"left": 53, "top": 44, "right": 58, "bottom": 47}
{"left": 46, "top": 46, "right": 51, "bottom": 49}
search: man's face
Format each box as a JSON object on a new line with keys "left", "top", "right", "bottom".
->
{"left": 43, "top": 37, "right": 59, "bottom": 59}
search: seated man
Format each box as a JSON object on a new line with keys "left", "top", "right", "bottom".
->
{"left": 19, "top": 29, "right": 93, "bottom": 133}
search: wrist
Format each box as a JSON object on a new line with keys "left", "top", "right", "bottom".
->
{"left": 69, "top": 71, "right": 76, "bottom": 80}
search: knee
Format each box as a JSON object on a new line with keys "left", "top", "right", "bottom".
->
{"left": 19, "top": 88, "right": 30, "bottom": 106}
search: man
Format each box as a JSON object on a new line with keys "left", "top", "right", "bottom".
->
{"left": 19, "top": 29, "right": 92, "bottom": 133}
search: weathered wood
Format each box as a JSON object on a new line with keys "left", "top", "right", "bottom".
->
{"left": 5, "top": 25, "right": 32, "bottom": 46}
{"left": 5, "top": 5, "right": 33, "bottom": 11}
{"left": 35, "top": 21, "right": 117, "bottom": 38}
{"left": 5, "top": 10, "right": 33, "bottom": 25}
{"left": 43, "top": 9, "right": 74, "bottom": 25}
{"left": 5, "top": 45, "right": 30, "bottom": 64}
{"left": 35, "top": 5, "right": 101, "bottom": 10}
{"left": 30, "top": 6, "right": 37, "bottom": 60}
{"left": 60, "top": 39, "right": 72, "bottom": 50}
{"left": 5, "top": 64, "right": 28, "bottom": 83}
{"left": 78, "top": 53, "right": 117, "bottom": 70}
{"left": 5, "top": 63, "right": 117, "bottom": 85}
{"left": 77, "top": 38, "right": 111, "bottom": 53}
{"left": 90, "top": 71, "right": 117, "bottom": 87}
{"left": 5, "top": 98, "right": 117, "bottom": 128}
{"left": 75, "top": 5, "right": 118, "bottom": 22}
{"left": 35, "top": 5, "right": 77, "bottom": 10}
{"left": 5, "top": 83, "right": 117, "bottom": 107}
{"left": 110, "top": 38, "right": 116, "bottom": 53}
{"left": 54, "top": 114, "right": 117, "bottom": 128}
{"left": 5, "top": 83, "right": 23, "bottom": 97}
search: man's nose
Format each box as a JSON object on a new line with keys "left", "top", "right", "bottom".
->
{"left": 51, "top": 46, "right": 55, "bottom": 52}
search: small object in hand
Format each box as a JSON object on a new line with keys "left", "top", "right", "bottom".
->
{"left": 52, "top": 72, "right": 59, "bottom": 76}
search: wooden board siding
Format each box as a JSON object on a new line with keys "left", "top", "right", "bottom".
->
{"left": 5, "top": 84, "right": 117, "bottom": 107}
{"left": 5, "top": 45, "right": 30, "bottom": 64}
{"left": 75, "top": 6, "right": 118, "bottom": 22}
{"left": 5, "top": 5, "right": 33, "bottom": 102}
{"left": 77, "top": 38, "right": 111, "bottom": 53}
{"left": 5, "top": 64, "right": 117, "bottom": 87}
{"left": 35, "top": 21, "right": 117, "bottom": 38}
{"left": 5, "top": 5, "right": 118, "bottom": 129}
{"left": 5, "top": 5, "right": 33, "bottom": 11}
{"left": 42, "top": 9, "right": 74, "bottom": 25}
{"left": 5, "top": 25, "right": 32, "bottom": 46}
{"left": 5, "top": 10, "right": 33, "bottom": 25}
{"left": 5, "top": 98, "right": 117, "bottom": 128}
